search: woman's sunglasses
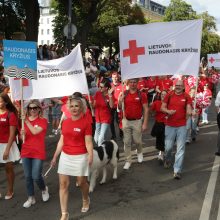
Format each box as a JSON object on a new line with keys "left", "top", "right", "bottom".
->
{"left": 28, "top": 106, "right": 38, "bottom": 111}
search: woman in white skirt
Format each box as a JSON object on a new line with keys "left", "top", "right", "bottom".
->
{"left": 0, "top": 93, "right": 20, "bottom": 200}
{"left": 51, "top": 96, "right": 93, "bottom": 220}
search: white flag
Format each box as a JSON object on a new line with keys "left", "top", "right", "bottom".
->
{"left": 119, "top": 19, "right": 203, "bottom": 81}
{"left": 207, "top": 54, "right": 220, "bottom": 68}
{"left": 9, "top": 44, "right": 89, "bottom": 100}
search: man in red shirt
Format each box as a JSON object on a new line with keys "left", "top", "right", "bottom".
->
{"left": 118, "top": 78, "right": 149, "bottom": 170}
{"left": 161, "top": 80, "right": 192, "bottom": 179}
{"left": 110, "top": 71, "right": 123, "bottom": 139}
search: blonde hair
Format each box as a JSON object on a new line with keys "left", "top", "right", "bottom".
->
{"left": 67, "top": 96, "right": 87, "bottom": 114}
{"left": 26, "top": 99, "right": 43, "bottom": 117}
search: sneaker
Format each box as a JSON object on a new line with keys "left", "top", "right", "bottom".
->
{"left": 157, "top": 154, "right": 164, "bottom": 161}
{"left": 123, "top": 162, "right": 131, "bottom": 170}
{"left": 164, "top": 160, "right": 171, "bottom": 169}
{"left": 42, "top": 186, "right": 49, "bottom": 202}
{"left": 23, "top": 197, "right": 36, "bottom": 208}
{"left": 137, "top": 153, "right": 143, "bottom": 163}
{"left": 173, "top": 172, "right": 181, "bottom": 180}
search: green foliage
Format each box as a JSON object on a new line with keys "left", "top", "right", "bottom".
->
{"left": 0, "top": 0, "right": 25, "bottom": 39}
{"left": 53, "top": 0, "right": 146, "bottom": 56}
{"left": 163, "top": 0, "right": 197, "bottom": 21}
{"left": 163, "top": 0, "right": 220, "bottom": 57}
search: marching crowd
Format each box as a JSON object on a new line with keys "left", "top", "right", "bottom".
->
{"left": 1, "top": 50, "right": 220, "bottom": 219}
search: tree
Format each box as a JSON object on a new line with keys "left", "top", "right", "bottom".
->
{"left": 52, "top": 0, "right": 146, "bottom": 57}
{"left": 163, "top": 0, "right": 197, "bottom": 21}
{"left": 198, "top": 12, "right": 220, "bottom": 56}
{"left": 22, "top": 0, "right": 40, "bottom": 41}
{"left": 163, "top": 0, "right": 220, "bottom": 57}
{"left": 0, "top": 0, "right": 40, "bottom": 41}
{"left": 0, "top": 0, "right": 25, "bottom": 39}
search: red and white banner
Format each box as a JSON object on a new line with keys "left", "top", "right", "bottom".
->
{"left": 119, "top": 19, "right": 203, "bottom": 81}
{"left": 9, "top": 44, "right": 89, "bottom": 100}
{"left": 208, "top": 53, "right": 220, "bottom": 68}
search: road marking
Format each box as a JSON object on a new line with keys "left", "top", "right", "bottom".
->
{"left": 199, "top": 156, "right": 220, "bottom": 220}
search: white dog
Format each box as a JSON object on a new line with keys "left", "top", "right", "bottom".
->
{"left": 89, "top": 140, "right": 119, "bottom": 193}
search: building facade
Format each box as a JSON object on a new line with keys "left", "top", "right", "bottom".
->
{"left": 132, "top": 0, "right": 166, "bottom": 20}
{"left": 38, "top": 0, "right": 55, "bottom": 45}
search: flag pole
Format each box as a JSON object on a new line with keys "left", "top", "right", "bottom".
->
{"left": 20, "top": 78, "right": 25, "bottom": 143}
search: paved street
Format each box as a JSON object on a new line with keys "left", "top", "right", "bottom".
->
{"left": 0, "top": 102, "right": 220, "bottom": 220}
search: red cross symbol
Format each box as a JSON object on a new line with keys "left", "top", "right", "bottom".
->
{"left": 123, "top": 40, "right": 145, "bottom": 64}
{"left": 14, "top": 78, "right": 29, "bottom": 87}
{"left": 209, "top": 57, "right": 215, "bottom": 64}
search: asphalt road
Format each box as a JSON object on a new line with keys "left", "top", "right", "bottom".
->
{"left": 0, "top": 102, "right": 219, "bottom": 220}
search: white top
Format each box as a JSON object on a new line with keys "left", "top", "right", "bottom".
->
{"left": 215, "top": 91, "right": 220, "bottom": 113}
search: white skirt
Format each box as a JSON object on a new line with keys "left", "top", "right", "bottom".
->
{"left": 0, "top": 142, "right": 20, "bottom": 163}
{"left": 58, "top": 152, "right": 89, "bottom": 176}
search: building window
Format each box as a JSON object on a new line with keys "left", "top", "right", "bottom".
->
{"left": 47, "top": 18, "right": 50, "bottom": 24}
{"left": 41, "top": 40, "right": 44, "bottom": 45}
{"left": 41, "top": 29, "right": 44, "bottom": 35}
{"left": 47, "top": 40, "right": 50, "bottom": 45}
{"left": 47, "top": 29, "right": 50, "bottom": 35}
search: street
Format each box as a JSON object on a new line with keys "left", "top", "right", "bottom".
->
{"left": 0, "top": 103, "right": 220, "bottom": 220}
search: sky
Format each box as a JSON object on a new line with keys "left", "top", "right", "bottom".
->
{"left": 154, "top": 0, "right": 220, "bottom": 34}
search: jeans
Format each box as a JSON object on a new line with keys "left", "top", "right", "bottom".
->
{"left": 22, "top": 158, "right": 46, "bottom": 196}
{"left": 94, "top": 123, "right": 111, "bottom": 146}
{"left": 186, "top": 117, "right": 197, "bottom": 142}
{"left": 202, "top": 107, "right": 209, "bottom": 122}
{"left": 165, "top": 125, "right": 187, "bottom": 173}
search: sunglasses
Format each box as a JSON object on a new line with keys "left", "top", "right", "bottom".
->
{"left": 28, "top": 106, "right": 38, "bottom": 111}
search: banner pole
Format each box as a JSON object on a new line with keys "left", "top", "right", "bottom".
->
{"left": 20, "top": 78, "right": 25, "bottom": 143}
{"left": 87, "top": 93, "right": 94, "bottom": 117}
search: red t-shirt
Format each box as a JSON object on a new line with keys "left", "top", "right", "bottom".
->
{"left": 145, "top": 77, "right": 156, "bottom": 93}
{"left": 111, "top": 82, "right": 123, "bottom": 107}
{"left": 163, "top": 92, "right": 192, "bottom": 127}
{"left": 62, "top": 116, "right": 92, "bottom": 155}
{"left": 151, "top": 100, "right": 167, "bottom": 123}
{"left": 157, "top": 78, "right": 173, "bottom": 91}
{"left": 94, "top": 91, "right": 114, "bottom": 124}
{"left": 0, "top": 111, "right": 18, "bottom": 143}
{"left": 137, "top": 80, "right": 147, "bottom": 91}
{"left": 61, "top": 104, "right": 93, "bottom": 124}
{"left": 124, "top": 91, "right": 147, "bottom": 119}
{"left": 21, "top": 117, "right": 48, "bottom": 160}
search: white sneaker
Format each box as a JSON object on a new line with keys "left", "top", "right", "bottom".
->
{"left": 157, "top": 152, "right": 164, "bottom": 161}
{"left": 23, "top": 197, "right": 36, "bottom": 208}
{"left": 42, "top": 186, "right": 49, "bottom": 202}
{"left": 123, "top": 162, "right": 131, "bottom": 170}
{"left": 137, "top": 153, "right": 143, "bottom": 163}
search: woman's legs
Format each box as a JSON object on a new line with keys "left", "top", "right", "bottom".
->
{"left": 5, "top": 162, "right": 14, "bottom": 196}
{"left": 77, "top": 176, "right": 90, "bottom": 211}
{"left": 59, "top": 174, "right": 70, "bottom": 214}
{"left": 22, "top": 158, "right": 34, "bottom": 196}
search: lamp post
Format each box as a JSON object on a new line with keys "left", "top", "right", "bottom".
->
{"left": 67, "top": 0, "right": 72, "bottom": 54}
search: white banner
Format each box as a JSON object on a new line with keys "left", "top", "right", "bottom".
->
{"left": 9, "top": 44, "right": 89, "bottom": 100}
{"left": 119, "top": 19, "right": 203, "bottom": 81}
{"left": 207, "top": 53, "right": 220, "bottom": 68}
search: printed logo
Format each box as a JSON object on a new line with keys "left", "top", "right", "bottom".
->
{"left": 74, "top": 128, "right": 81, "bottom": 132}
